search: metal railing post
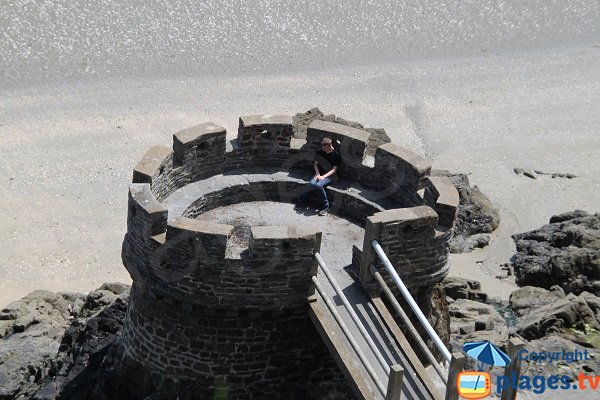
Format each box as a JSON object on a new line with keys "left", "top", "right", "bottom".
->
{"left": 371, "top": 240, "right": 452, "bottom": 363}
{"left": 500, "top": 338, "right": 526, "bottom": 400}
{"left": 445, "top": 352, "right": 466, "bottom": 400}
{"left": 369, "top": 264, "right": 447, "bottom": 383}
{"left": 385, "top": 365, "right": 405, "bottom": 400}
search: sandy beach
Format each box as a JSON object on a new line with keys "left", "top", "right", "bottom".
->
{"left": 1, "top": 1, "right": 599, "bottom": 307}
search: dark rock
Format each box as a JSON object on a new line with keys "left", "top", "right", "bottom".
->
{"left": 449, "top": 233, "right": 491, "bottom": 253}
{"left": 509, "top": 286, "right": 566, "bottom": 316}
{"left": 0, "top": 284, "right": 129, "bottom": 400}
{"left": 0, "top": 291, "right": 74, "bottom": 399}
{"left": 432, "top": 171, "right": 500, "bottom": 253}
{"left": 513, "top": 167, "right": 537, "bottom": 178}
{"left": 443, "top": 277, "right": 488, "bottom": 302}
{"left": 428, "top": 284, "right": 451, "bottom": 361}
{"left": 510, "top": 286, "right": 600, "bottom": 340}
{"left": 533, "top": 170, "right": 578, "bottom": 179}
{"left": 292, "top": 107, "right": 335, "bottom": 139}
{"left": 448, "top": 299, "right": 509, "bottom": 351}
{"left": 549, "top": 210, "right": 590, "bottom": 223}
{"left": 521, "top": 335, "right": 600, "bottom": 381}
{"left": 49, "top": 297, "right": 128, "bottom": 400}
{"left": 511, "top": 210, "right": 600, "bottom": 295}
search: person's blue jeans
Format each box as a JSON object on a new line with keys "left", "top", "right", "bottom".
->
{"left": 300, "top": 177, "right": 332, "bottom": 208}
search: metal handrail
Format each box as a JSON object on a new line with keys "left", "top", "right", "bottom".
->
{"left": 315, "top": 253, "right": 391, "bottom": 376}
{"left": 311, "top": 275, "right": 387, "bottom": 396}
{"left": 371, "top": 240, "right": 452, "bottom": 363}
{"left": 370, "top": 264, "right": 447, "bottom": 383}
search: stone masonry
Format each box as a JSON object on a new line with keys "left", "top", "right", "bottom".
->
{"left": 120, "top": 114, "right": 459, "bottom": 398}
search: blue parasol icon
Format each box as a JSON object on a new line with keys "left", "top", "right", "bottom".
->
{"left": 463, "top": 341, "right": 511, "bottom": 371}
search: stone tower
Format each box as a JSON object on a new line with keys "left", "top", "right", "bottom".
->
{"left": 115, "top": 115, "right": 458, "bottom": 399}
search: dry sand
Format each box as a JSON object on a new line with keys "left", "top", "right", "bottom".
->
{"left": 1, "top": 1, "right": 599, "bottom": 310}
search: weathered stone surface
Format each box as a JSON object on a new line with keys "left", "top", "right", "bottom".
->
{"left": 511, "top": 210, "right": 600, "bottom": 295}
{"left": 0, "top": 284, "right": 128, "bottom": 400}
{"left": 41, "top": 296, "right": 128, "bottom": 400}
{"left": 449, "top": 233, "right": 491, "bottom": 253}
{"left": 443, "top": 277, "right": 488, "bottom": 303}
{"left": 509, "top": 285, "right": 566, "bottom": 316}
{"left": 521, "top": 335, "right": 600, "bottom": 381}
{"left": 132, "top": 145, "right": 173, "bottom": 184}
{"left": 431, "top": 170, "right": 500, "bottom": 253}
{"left": 424, "top": 176, "right": 459, "bottom": 229}
{"left": 510, "top": 286, "right": 600, "bottom": 340}
{"left": 448, "top": 298, "right": 509, "bottom": 349}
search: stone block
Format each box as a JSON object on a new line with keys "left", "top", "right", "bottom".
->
{"left": 133, "top": 145, "right": 173, "bottom": 184}
{"left": 239, "top": 115, "right": 293, "bottom": 127}
{"left": 426, "top": 176, "right": 459, "bottom": 228}
{"left": 173, "top": 122, "right": 226, "bottom": 166}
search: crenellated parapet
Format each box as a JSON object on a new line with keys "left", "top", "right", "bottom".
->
{"left": 123, "top": 184, "right": 321, "bottom": 311}
{"left": 133, "top": 122, "right": 227, "bottom": 201}
{"left": 132, "top": 115, "right": 433, "bottom": 207}
{"left": 235, "top": 114, "right": 294, "bottom": 168}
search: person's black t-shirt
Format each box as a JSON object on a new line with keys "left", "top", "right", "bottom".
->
{"left": 314, "top": 149, "right": 341, "bottom": 175}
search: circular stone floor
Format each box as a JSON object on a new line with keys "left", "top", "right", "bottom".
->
{"left": 194, "top": 201, "right": 365, "bottom": 272}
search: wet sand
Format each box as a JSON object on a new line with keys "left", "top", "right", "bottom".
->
{"left": 1, "top": 1, "right": 599, "bottom": 306}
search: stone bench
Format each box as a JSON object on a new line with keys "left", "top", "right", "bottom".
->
{"left": 163, "top": 168, "right": 402, "bottom": 227}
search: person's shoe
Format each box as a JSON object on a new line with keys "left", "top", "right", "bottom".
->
{"left": 318, "top": 207, "right": 330, "bottom": 216}
{"left": 294, "top": 203, "right": 305, "bottom": 211}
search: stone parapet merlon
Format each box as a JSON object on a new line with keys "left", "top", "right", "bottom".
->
{"left": 358, "top": 205, "right": 450, "bottom": 290}
{"left": 423, "top": 176, "right": 460, "bottom": 229}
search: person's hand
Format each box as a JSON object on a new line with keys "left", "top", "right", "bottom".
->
{"left": 316, "top": 175, "right": 325, "bottom": 181}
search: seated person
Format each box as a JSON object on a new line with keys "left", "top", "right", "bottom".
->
{"left": 295, "top": 137, "right": 341, "bottom": 216}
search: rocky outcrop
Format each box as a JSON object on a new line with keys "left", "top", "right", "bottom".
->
{"left": 39, "top": 296, "right": 128, "bottom": 399}
{"left": 511, "top": 210, "right": 600, "bottom": 295}
{"left": 444, "top": 277, "right": 509, "bottom": 352}
{"left": 1, "top": 284, "right": 354, "bottom": 400}
{"left": 514, "top": 168, "right": 577, "bottom": 179}
{"left": 0, "top": 283, "right": 128, "bottom": 400}
{"left": 443, "top": 277, "right": 488, "bottom": 303}
{"left": 292, "top": 107, "right": 391, "bottom": 156}
{"left": 431, "top": 171, "right": 500, "bottom": 253}
{"left": 510, "top": 285, "right": 600, "bottom": 341}
{"left": 508, "top": 285, "right": 600, "bottom": 380}
{"left": 447, "top": 298, "right": 510, "bottom": 355}
{"left": 522, "top": 335, "right": 599, "bottom": 380}
{"left": 0, "top": 290, "right": 82, "bottom": 399}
